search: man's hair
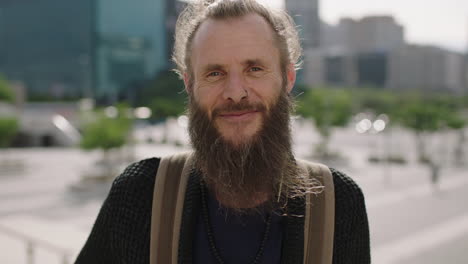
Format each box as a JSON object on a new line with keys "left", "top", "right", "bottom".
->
{"left": 172, "top": 0, "right": 302, "bottom": 81}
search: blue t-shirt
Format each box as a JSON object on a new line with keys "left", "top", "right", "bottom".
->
{"left": 193, "top": 190, "right": 284, "bottom": 264}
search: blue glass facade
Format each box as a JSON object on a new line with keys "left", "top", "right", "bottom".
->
{"left": 95, "top": 0, "right": 168, "bottom": 100}
{"left": 0, "top": 0, "right": 173, "bottom": 101}
{"left": 0, "top": 0, "right": 92, "bottom": 97}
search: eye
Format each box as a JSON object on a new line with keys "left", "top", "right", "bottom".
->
{"left": 205, "top": 71, "right": 224, "bottom": 82}
{"left": 249, "top": 67, "right": 263, "bottom": 72}
{"left": 208, "top": 71, "right": 222, "bottom": 77}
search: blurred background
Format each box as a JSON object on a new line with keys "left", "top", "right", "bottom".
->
{"left": 0, "top": 0, "right": 467, "bottom": 263}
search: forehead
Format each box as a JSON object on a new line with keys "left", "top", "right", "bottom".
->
{"left": 190, "top": 13, "right": 279, "bottom": 72}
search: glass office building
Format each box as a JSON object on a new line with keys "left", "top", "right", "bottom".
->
{"left": 95, "top": 0, "right": 168, "bottom": 101}
{"left": 0, "top": 0, "right": 174, "bottom": 101}
{"left": 0, "top": 0, "right": 92, "bottom": 98}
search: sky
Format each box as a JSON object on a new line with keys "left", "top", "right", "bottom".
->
{"left": 257, "top": 0, "right": 468, "bottom": 52}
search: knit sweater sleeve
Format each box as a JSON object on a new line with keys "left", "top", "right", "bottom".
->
{"left": 331, "top": 168, "right": 371, "bottom": 264}
{"left": 74, "top": 158, "right": 159, "bottom": 264}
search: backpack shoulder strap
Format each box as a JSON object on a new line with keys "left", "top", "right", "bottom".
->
{"left": 150, "top": 152, "right": 194, "bottom": 264}
{"left": 296, "top": 159, "right": 335, "bottom": 264}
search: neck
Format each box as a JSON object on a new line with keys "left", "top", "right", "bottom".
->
{"left": 214, "top": 189, "right": 271, "bottom": 209}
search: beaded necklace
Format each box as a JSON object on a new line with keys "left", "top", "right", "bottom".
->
{"left": 199, "top": 181, "right": 272, "bottom": 264}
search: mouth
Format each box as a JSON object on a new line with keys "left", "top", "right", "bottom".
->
{"left": 218, "top": 110, "right": 260, "bottom": 121}
{"left": 219, "top": 110, "right": 258, "bottom": 117}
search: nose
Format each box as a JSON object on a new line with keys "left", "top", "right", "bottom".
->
{"left": 222, "top": 72, "right": 248, "bottom": 103}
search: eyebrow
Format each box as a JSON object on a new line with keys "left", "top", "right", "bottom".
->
{"left": 201, "top": 64, "right": 225, "bottom": 74}
{"left": 200, "top": 58, "right": 267, "bottom": 74}
{"left": 244, "top": 59, "right": 266, "bottom": 67}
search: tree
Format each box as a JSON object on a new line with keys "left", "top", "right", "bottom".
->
{"left": 0, "top": 74, "right": 14, "bottom": 103}
{"left": 297, "top": 87, "right": 353, "bottom": 158}
{"left": 390, "top": 94, "right": 445, "bottom": 189}
{"left": 0, "top": 118, "right": 19, "bottom": 148}
{"left": 444, "top": 109, "right": 467, "bottom": 166}
{"left": 0, "top": 118, "right": 19, "bottom": 173}
{"left": 396, "top": 99, "right": 442, "bottom": 163}
{"left": 351, "top": 87, "right": 398, "bottom": 119}
{"left": 149, "top": 97, "right": 185, "bottom": 120}
{"left": 136, "top": 70, "right": 186, "bottom": 121}
{"left": 0, "top": 75, "right": 18, "bottom": 149}
{"left": 80, "top": 105, "right": 133, "bottom": 178}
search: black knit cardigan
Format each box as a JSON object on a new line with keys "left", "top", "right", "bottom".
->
{"left": 75, "top": 157, "right": 371, "bottom": 264}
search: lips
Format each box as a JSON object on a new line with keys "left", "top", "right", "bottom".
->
{"left": 219, "top": 110, "right": 258, "bottom": 117}
{"left": 217, "top": 110, "right": 260, "bottom": 122}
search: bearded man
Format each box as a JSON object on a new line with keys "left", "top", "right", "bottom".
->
{"left": 75, "top": 0, "right": 370, "bottom": 263}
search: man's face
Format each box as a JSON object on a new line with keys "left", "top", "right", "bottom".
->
{"left": 186, "top": 13, "right": 295, "bottom": 146}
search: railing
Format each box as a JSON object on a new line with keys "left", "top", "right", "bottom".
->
{"left": 0, "top": 224, "right": 72, "bottom": 264}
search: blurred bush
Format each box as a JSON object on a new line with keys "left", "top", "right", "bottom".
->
{"left": 80, "top": 104, "right": 133, "bottom": 178}
{"left": 348, "top": 87, "right": 398, "bottom": 119}
{"left": 0, "top": 75, "right": 19, "bottom": 149}
{"left": 0, "top": 74, "right": 14, "bottom": 103}
{"left": 149, "top": 97, "right": 185, "bottom": 120}
{"left": 136, "top": 70, "right": 186, "bottom": 121}
{"left": 80, "top": 104, "right": 133, "bottom": 152}
{"left": 0, "top": 118, "right": 19, "bottom": 148}
{"left": 297, "top": 87, "right": 353, "bottom": 158}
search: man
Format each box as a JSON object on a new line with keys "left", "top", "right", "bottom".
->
{"left": 75, "top": 0, "right": 370, "bottom": 263}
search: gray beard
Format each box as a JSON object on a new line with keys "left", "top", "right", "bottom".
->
{"left": 187, "top": 90, "right": 298, "bottom": 211}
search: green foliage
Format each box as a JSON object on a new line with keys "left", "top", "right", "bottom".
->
{"left": 80, "top": 107, "right": 132, "bottom": 152}
{"left": 297, "top": 87, "right": 353, "bottom": 136}
{"left": 28, "top": 93, "right": 80, "bottom": 102}
{"left": 461, "top": 95, "right": 468, "bottom": 108}
{"left": 149, "top": 97, "right": 186, "bottom": 120}
{"left": 138, "top": 70, "right": 186, "bottom": 120}
{"left": 297, "top": 86, "right": 467, "bottom": 134}
{"left": 144, "top": 70, "right": 185, "bottom": 100}
{"left": 350, "top": 87, "right": 398, "bottom": 119}
{"left": 394, "top": 94, "right": 466, "bottom": 132}
{"left": 0, "top": 74, "right": 14, "bottom": 103}
{"left": 445, "top": 113, "right": 466, "bottom": 130}
{"left": 0, "top": 118, "right": 19, "bottom": 148}
{"left": 396, "top": 102, "right": 443, "bottom": 132}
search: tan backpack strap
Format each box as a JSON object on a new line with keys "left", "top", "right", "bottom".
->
{"left": 297, "top": 160, "right": 335, "bottom": 264}
{"left": 150, "top": 152, "right": 193, "bottom": 264}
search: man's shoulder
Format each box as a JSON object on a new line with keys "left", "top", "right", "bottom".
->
{"left": 329, "top": 168, "right": 364, "bottom": 196}
{"left": 112, "top": 157, "right": 161, "bottom": 188}
{"left": 329, "top": 167, "right": 367, "bottom": 216}
{"left": 102, "top": 157, "right": 161, "bottom": 212}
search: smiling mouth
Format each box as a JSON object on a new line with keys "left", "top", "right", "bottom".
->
{"left": 219, "top": 110, "right": 259, "bottom": 117}
{"left": 217, "top": 110, "right": 260, "bottom": 122}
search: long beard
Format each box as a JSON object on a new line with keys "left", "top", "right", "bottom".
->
{"left": 188, "top": 90, "right": 298, "bottom": 211}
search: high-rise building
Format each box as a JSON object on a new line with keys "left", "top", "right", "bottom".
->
{"left": 465, "top": 26, "right": 468, "bottom": 93}
{"left": 0, "top": 0, "right": 178, "bottom": 101}
{"left": 325, "top": 16, "right": 405, "bottom": 54}
{"left": 319, "top": 15, "right": 466, "bottom": 93}
{"left": 0, "top": 0, "right": 92, "bottom": 98}
{"left": 286, "top": 0, "right": 320, "bottom": 48}
{"left": 387, "top": 44, "right": 466, "bottom": 93}
{"left": 316, "top": 15, "right": 405, "bottom": 88}
{"left": 95, "top": 0, "right": 168, "bottom": 101}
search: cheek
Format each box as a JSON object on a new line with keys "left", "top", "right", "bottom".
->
{"left": 193, "top": 84, "right": 223, "bottom": 115}
{"left": 248, "top": 76, "right": 283, "bottom": 104}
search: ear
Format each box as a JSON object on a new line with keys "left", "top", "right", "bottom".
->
{"left": 286, "top": 63, "right": 296, "bottom": 93}
{"left": 183, "top": 72, "right": 192, "bottom": 94}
